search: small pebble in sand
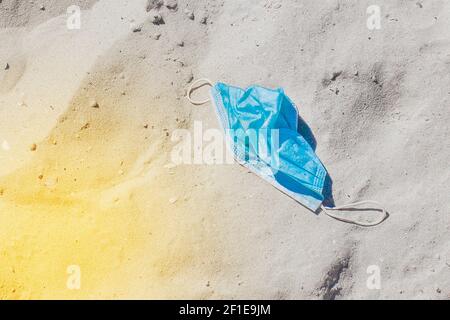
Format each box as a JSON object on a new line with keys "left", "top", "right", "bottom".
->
{"left": 133, "top": 25, "right": 142, "bottom": 32}
{"left": 185, "top": 71, "right": 194, "bottom": 84}
{"left": 371, "top": 75, "right": 379, "bottom": 84}
{"left": 30, "top": 143, "right": 37, "bottom": 151}
{"left": 146, "top": 0, "right": 163, "bottom": 12}
{"left": 44, "top": 177, "right": 58, "bottom": 188}
{"left": 164, "top": 0, "right": 178, "bottom": 10}
{"left": 40, "top": 4, "right": 45, "bottom": 11}
{"left": 89, "top": 100, "right": 99, "bottom": 108}
{"left": 169, "top": 197, "right": 178, "bottom": 204}
{"left": 177, "top": 40, "right": 184, "bottom": 47}
{"left": 185, "top": 10, "right": 195, "bottom": 20}
{"left": 152, "top": 32, "right": 161, "bottom": 40}
{"left": 331, "top": 71, "right": 342, "bottom": 81}
{"left": 150, "top": 12, "right": 164, "bottom": 25}
{"left": 0, "top": 188, "right": 4, "bottom": 196}
{"left": 38, "top": 174, "right": 44, "bottom": 180}
{"left": 4, "top": 62, "right": 9, "bottom": 70}
{"left": 198, "top": 12, "right": 208, "bottom": 24}
{"left": 164, "top": 163, "right": 177, "bottom": 169}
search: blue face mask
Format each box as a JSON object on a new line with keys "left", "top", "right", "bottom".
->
{"left": 187, "top": 79, "right": 388, "bottom": 226}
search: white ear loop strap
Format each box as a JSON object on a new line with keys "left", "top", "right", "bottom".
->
{"left": 187, "top": 78, "right": 213, "bottom": 105}
{"left": 321, "top": 200, "right": 388, "bottom": 227}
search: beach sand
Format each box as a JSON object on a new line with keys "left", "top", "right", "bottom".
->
{"left": 0, "top": 0, "right": 449, "bottom": 299}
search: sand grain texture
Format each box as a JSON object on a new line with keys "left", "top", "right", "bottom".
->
{"left": 0, "top": 0, "right": 449, "bottom": 299}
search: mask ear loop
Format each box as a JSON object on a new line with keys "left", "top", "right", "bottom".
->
{"left": 187, "top": 78, "right": 213, "bottom": 105}
{"left": 321, "top": 200, "right": 388, "bottom": 227}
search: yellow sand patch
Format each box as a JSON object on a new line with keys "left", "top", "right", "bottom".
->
{"left": 0, "top": 106, "right": 202, "bottom": 299}
{"left": 0, "top": 166, "right": 148, "bottom": 299}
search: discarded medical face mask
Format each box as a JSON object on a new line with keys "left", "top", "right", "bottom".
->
{"left": 187, "top": 79, "right": 388, "bottom": 226}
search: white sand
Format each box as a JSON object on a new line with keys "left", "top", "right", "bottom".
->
{"left": 0, "top": 0, "right": 449, "bottom": 299}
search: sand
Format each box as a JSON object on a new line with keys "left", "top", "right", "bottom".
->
{"left": 0, "top": 0, "right": 449, "bottom": 299}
